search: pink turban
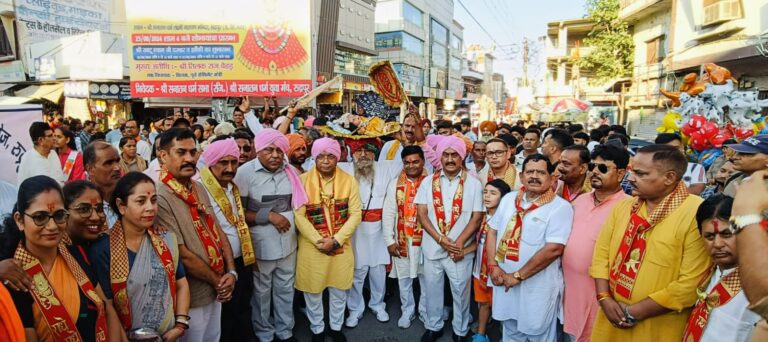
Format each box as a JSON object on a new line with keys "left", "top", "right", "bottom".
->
{"left": 436, "top": 136, "right": 467, "bottom": 164}
{"left": 253, "top": 128, "right": 308, "bottom": 209}
{"left": 254, "top": 128, "right": 289, "bottom": 154}
{"left": 304, "top": 117, "right": 315, "bottom": 127}
{"left": 311, "top": 137, "right": 341, "bottom": 160}
{"left": 202, "top": 138, "right": 240, "bottom": 166}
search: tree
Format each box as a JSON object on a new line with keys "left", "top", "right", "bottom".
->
{"left": 575, "top": 0, "right": 634, "bottom": 84}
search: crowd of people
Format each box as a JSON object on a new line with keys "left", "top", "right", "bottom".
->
{"left": 0, "top": 96, "right": 766, "bottom": 342}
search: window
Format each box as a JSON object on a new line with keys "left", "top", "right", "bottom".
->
{"left": 450, "top": 56, "right": 461, "bottom": 71}
{"left": 334, "top": 48, "right": 372, "bottom": 76}
{"left": 645, "top": 36, "right": 665, "bottom": 65}
{"left": 431, "top": 19, "right": 448, "bottom": 45}
{"left": 702, "top": 0, "right": 742, "bottom": 26}
{"left": 402, "top": 32, "right": 424, "bottom": 55}
{"left": 375, "top": 31, "right": 423, "bottom": 55}
{"left": 431, "top": 42, "right": 447, "bottom": 68}
{"left": 403, "top": 1, "right": 423, "bottom": 27}
{"left": 451, "top": 34, "right": 462, "bottom": 51}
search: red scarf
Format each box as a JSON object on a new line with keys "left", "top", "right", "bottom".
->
{"left": 109, "top": 221, "right": 177, "bottom": 330}
{"left": 432, "top": 171, "right": 466, "bottom": 235}
{"left": 14, "top": 243, "right": 109, "bottom": 342}
{"left": 160, "top": 170, "right": 224, "bottom": 273}
{"left": 682, "top": 267, "right": 742, "bottom": 342}
{"left": 396, "top": 172, "right": 425, "bottom": 257}
{"left": 609, "top": 182, "right": 689, "bottom": 299}
{"left": 477, "top": 216, "right": 491, "bottom": 283}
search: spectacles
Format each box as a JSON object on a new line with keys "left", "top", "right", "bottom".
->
{"left": 486, "top": 150, "right": 508, "bottom": 158}
{"left": 70, "top": 204, "right": 106, "bottom": 219}
{"left": 239, "top": 145, "right": 252, "bottom": 153}
{"left": 24, "top": 210, "right": 69, "bottom": 227}
{"left": 588, "top": 162, "right": 612, "bottom": 174}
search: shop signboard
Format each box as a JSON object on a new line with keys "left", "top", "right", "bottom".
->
{"left": 89, "top": 82, "right": 132, "bottom": 100}
{"left": 15, "top": 0, "right": 111, "bottom": 69}
{"left": 127, "top": 0, "right": 312, "bottom": 97}
{"left": 0, "top": 61, "right": 27, "bottom": 83}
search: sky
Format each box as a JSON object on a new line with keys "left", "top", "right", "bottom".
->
{"left": 453, "top": 0, "right": 587, "bottom": 93}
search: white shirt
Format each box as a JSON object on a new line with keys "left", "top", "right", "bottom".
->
{"left": 587, "top": 141, "right": 599, "bottom": 152}
{"left": 0, "top": 180, "right": 17, "bottom": 217}
{"left": 684, "top": 162, "right": 707, "bottom": 187}
{"left": 700, "top": 267, "right": 761, "bottom": 342}
{"left": 488, "top": 191, "right": 573, "bottom": 335}
{"left": 379, "top": 140, "right": 404, "bottom": 163}
{"left": 17, "top": 148, "right": 65, "bottom": 185}
{"left": 465, "top": 160, "right": 489, "bottom": 176}
{"left": 104, "top": 200, "right": 118, "bottom": 229}
{"left": 204, "top": 182, "right": 242, "bottom": 258}
{"left": 414, "top": 170, "right": 483, "bottom": 260}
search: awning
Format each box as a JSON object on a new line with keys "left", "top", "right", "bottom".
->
{"left": 15, "top": 83, "right": 64, "bottom": 103}
{"left": 0, "top": 96, "right": 32, "bottom": 105}
{"left": 0, "top": 83, "right": 16, "bottom": 92}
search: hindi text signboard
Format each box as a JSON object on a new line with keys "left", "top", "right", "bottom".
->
{"left": 127, "top": 0, "right": 312, "bottom": 98}
{"left": 0, "top": 105, "right": 42, "bottom": 184}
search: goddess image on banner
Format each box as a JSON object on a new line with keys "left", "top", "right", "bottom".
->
{"left": 127, "top": 0, "right": 312, "bottom": 98}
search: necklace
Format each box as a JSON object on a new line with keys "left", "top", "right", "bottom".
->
{"left": 252, "top": 23, "right": 291, "bottom": 55}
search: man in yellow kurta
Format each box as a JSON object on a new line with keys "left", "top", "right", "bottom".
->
{"left": 294, "top": 137, "right": 362, "bottom": 342}
{"left": 590, "top": 144, "right": 711, "bottom": 341}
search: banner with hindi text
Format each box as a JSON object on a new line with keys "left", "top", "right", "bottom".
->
{"left": 0, "top": 105, "right": 42, "bottom": 185}
{"left": 127, "top": 0, "right": 312, "bottom": 98}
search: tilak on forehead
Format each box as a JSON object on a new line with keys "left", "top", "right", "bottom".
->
{"left": 713, "top": 220, "right": 720, "bottom": 234}
{"left": 90, "top": 197, "right": 99, "bottom": 205}
{"left": 47, "top": 202, "right": 56, "bottom": 211}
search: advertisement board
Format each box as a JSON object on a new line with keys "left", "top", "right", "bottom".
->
{"left": 127, "top": 0, "right": 312, "bottom": 97}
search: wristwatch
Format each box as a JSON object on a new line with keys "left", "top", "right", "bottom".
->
{"left": 729, "top": 214, "right": 764, "bottom": 234}
{"left": 227, "top": 270, "right": 239, "bottom": 281}
{"left": 512, "top": 271, "right": 525, "bottom": 281}
{"left": 623, "top": 305, "right": 637, "bottom": 324}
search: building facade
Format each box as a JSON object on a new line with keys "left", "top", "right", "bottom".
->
{"left": 374, "top": 0, "right": 464, "bottom": 118}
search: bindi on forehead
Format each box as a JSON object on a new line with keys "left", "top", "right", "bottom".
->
{"left": 47, "top": 202, "right": 55, "bottom": 211}
{"left": 89, "top": 197, "right": 99, "bottom": 205}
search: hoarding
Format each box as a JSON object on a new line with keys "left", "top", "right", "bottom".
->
{"left": 126, "top": 0, "right": 312, "bottom": 97}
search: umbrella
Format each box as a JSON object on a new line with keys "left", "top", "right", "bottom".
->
{"left": 548, "top": 98, "right": 592, "bottom": 113}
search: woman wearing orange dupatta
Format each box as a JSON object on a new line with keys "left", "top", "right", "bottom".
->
{"left": 1, "top": 175, "right": 124, "bottom": 342}
{"left": 0, "top": 282, "right": 24, "bottom": 342}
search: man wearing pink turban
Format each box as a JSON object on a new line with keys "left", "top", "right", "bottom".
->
{"left": 198, "top": 138, "right": 258, "bottom": 341}
{"left": 294, "top": 137, "right": 362, "bottom": 341}
{"left": 231, "top": 128, "right": 307, "bottom": 342}
{"left": 414, "top": 134, "right": 484, "bottom": 342}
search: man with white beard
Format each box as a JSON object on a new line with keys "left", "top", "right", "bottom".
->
{"left": 337, "top": 141, "right": 401, "bottom": 327}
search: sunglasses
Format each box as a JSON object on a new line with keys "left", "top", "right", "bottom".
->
{"left": 24, "top": 209, "right": 69, "bottom": 227}
{"left": 588, "top": 162, "right": 611, "bottom": 174}
{"left": 239, "top": 145, "right": 252, "bottom": 153}
{"left": 70, "top": 204, "right": 106, "bottom": 219}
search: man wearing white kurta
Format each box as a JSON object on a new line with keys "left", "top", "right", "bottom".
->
{"left": 485, "top": 154, "right": 573, "bottom": 341}
{"left": 337, "top": 144, "right": 401, "bottom": 327}
{"left": 382, "top": 145, "right": 429, "bottom": 329}
{"left": 415, "top": 136, "right": 484, "bottom": 342}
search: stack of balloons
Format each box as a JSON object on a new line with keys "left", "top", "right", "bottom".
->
{"left": 655, "top": 62, "right": 768, "bottom": 167}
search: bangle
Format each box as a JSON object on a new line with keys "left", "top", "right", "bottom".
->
{"left": 438, "top": 236, "right": 443, "bottom": 244}
{"left": 175, "top": 317, "right": 190, "bottom": 326}
{"left": 227, "top": 269, "right": 239, "bottom": 281}
{"left": 175, "top": 314, "right": 190, "bottom": 321}
{"left": 596, "top": 291, "right": 612, "bottom": 301}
